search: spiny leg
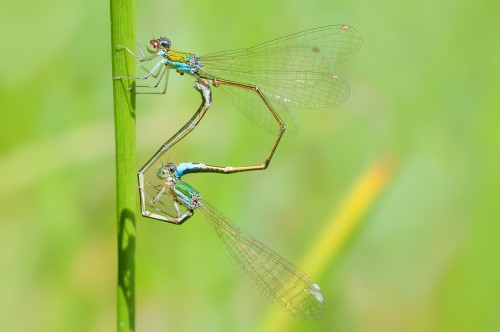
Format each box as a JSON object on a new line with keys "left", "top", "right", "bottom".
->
{"left": 133, "top": 42, "right": 164, "bottom": 79}
{"left": 113, "top": 58, "right": 166, "bottom": 81}
{"left": 137, "top": 59, "right": 165, "bottom": 80}
{"left": 135, "top": 66, "right": 170, "bottom": 95}
{"left": 135, "top": 42, "right": 147, "bottom": 59}
{"left": 116, "top": 44, "right": 158, "bottom": 63}
{"left": 113, "top": 45, "right": 170, "bottom": 93}
{"left": 113, "top": 44, "right": 169, "bottom": 82}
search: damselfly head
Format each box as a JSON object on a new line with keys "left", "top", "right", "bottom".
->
{"left": 156, "top": 165, "right": 169, "bottom": 179}
{"left": 157, "top": 165, "right": 177, "bottom": 188}
{"left": 156, "top": 163, "right": 177, "bottom": 180}
{"left": 165, "top": 162, "right": 177, "bottom": 173}
{"left": 148, "top": 37, "right": 171, "bottom": 53}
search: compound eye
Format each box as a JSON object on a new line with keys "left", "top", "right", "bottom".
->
{"left": 159, "top": 37, "right": 171, "bottom": 49}
{"left": 156, "top": 166, "right": 169, "bottom": 179}
{"left": 147, "top": 40, "right": 159, "bottom": 53}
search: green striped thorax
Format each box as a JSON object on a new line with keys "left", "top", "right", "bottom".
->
{"left": 148, "top": 37, "right": 209, "bottom": 78}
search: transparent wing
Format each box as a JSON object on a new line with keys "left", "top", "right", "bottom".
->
{"left": 200, "top": 25, "right": 361, "bottom": 108}
{"left": 200, "top": 201, "right": 324, "bottom": 320}
{"left": 213, "top": 82, "right": 299, "bottom": 135}
{"left": 143, "top": 180, "right": 189, "bottom": 219}
{"left": 143, "top": 176, "right": 324, "bottom": 319}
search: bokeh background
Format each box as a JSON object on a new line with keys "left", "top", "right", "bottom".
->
{"left": 1, "top": 0, "right": 498, "bottom": 331}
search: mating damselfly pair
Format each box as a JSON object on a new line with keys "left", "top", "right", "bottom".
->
{"left": 115, "top": 24, "right": 362, "bottom": 320}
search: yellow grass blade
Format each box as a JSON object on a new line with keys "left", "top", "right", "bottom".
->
{"left": 262, "top": 156, "right": 395, "bottom": 329}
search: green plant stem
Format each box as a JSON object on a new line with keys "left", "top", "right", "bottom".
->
{"left": 110, "top": 0, "right": 136, "bottom": 331}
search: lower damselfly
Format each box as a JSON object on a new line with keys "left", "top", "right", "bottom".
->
{"left": 142, "top": 162, "right": 324, "bottom": 320}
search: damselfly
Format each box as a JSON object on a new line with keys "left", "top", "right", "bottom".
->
{"left": 143, "top": 161, "right": 324, "bottom": 320}
{"left": 114, "top": 25, "right": 362, "bottom": 214}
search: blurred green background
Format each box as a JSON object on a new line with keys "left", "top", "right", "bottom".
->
{"left": 1, "top": 0, "right": 499, "bottom": 331}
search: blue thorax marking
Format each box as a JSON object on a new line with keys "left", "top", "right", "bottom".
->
{"left": 174, "top": 162, "right": 207, "bottom": 178}
{"left": 163, "top": 52, "right": 203, "bottom": 75}
{"left": 167, "top": 60, "right": 193, "bottom": 75}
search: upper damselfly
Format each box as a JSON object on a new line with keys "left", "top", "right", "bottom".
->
{"left": 114, "top": 24, "right": 361, "bottom": 229}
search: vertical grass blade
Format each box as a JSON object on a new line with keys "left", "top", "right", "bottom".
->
{"left": 110, "top": 0, "right": 136, "bottom": 331}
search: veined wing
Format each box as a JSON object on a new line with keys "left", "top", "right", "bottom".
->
{"left": 212, "top": 80, "right": 299, "bottom": 135}
{"left": 143, "top": 180, "right": 190, "bottom": 219}
{"left": 200, "top": 25, "right": 361, "bottom": 108}
{"left": 201, "top": 25, "right": 362, "bottom": 74}
{"left": 143, "top": 175, "right": 324, "bottom": 318}
{"left": 200, "top": 201, "right": 324, "bottom": 320}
